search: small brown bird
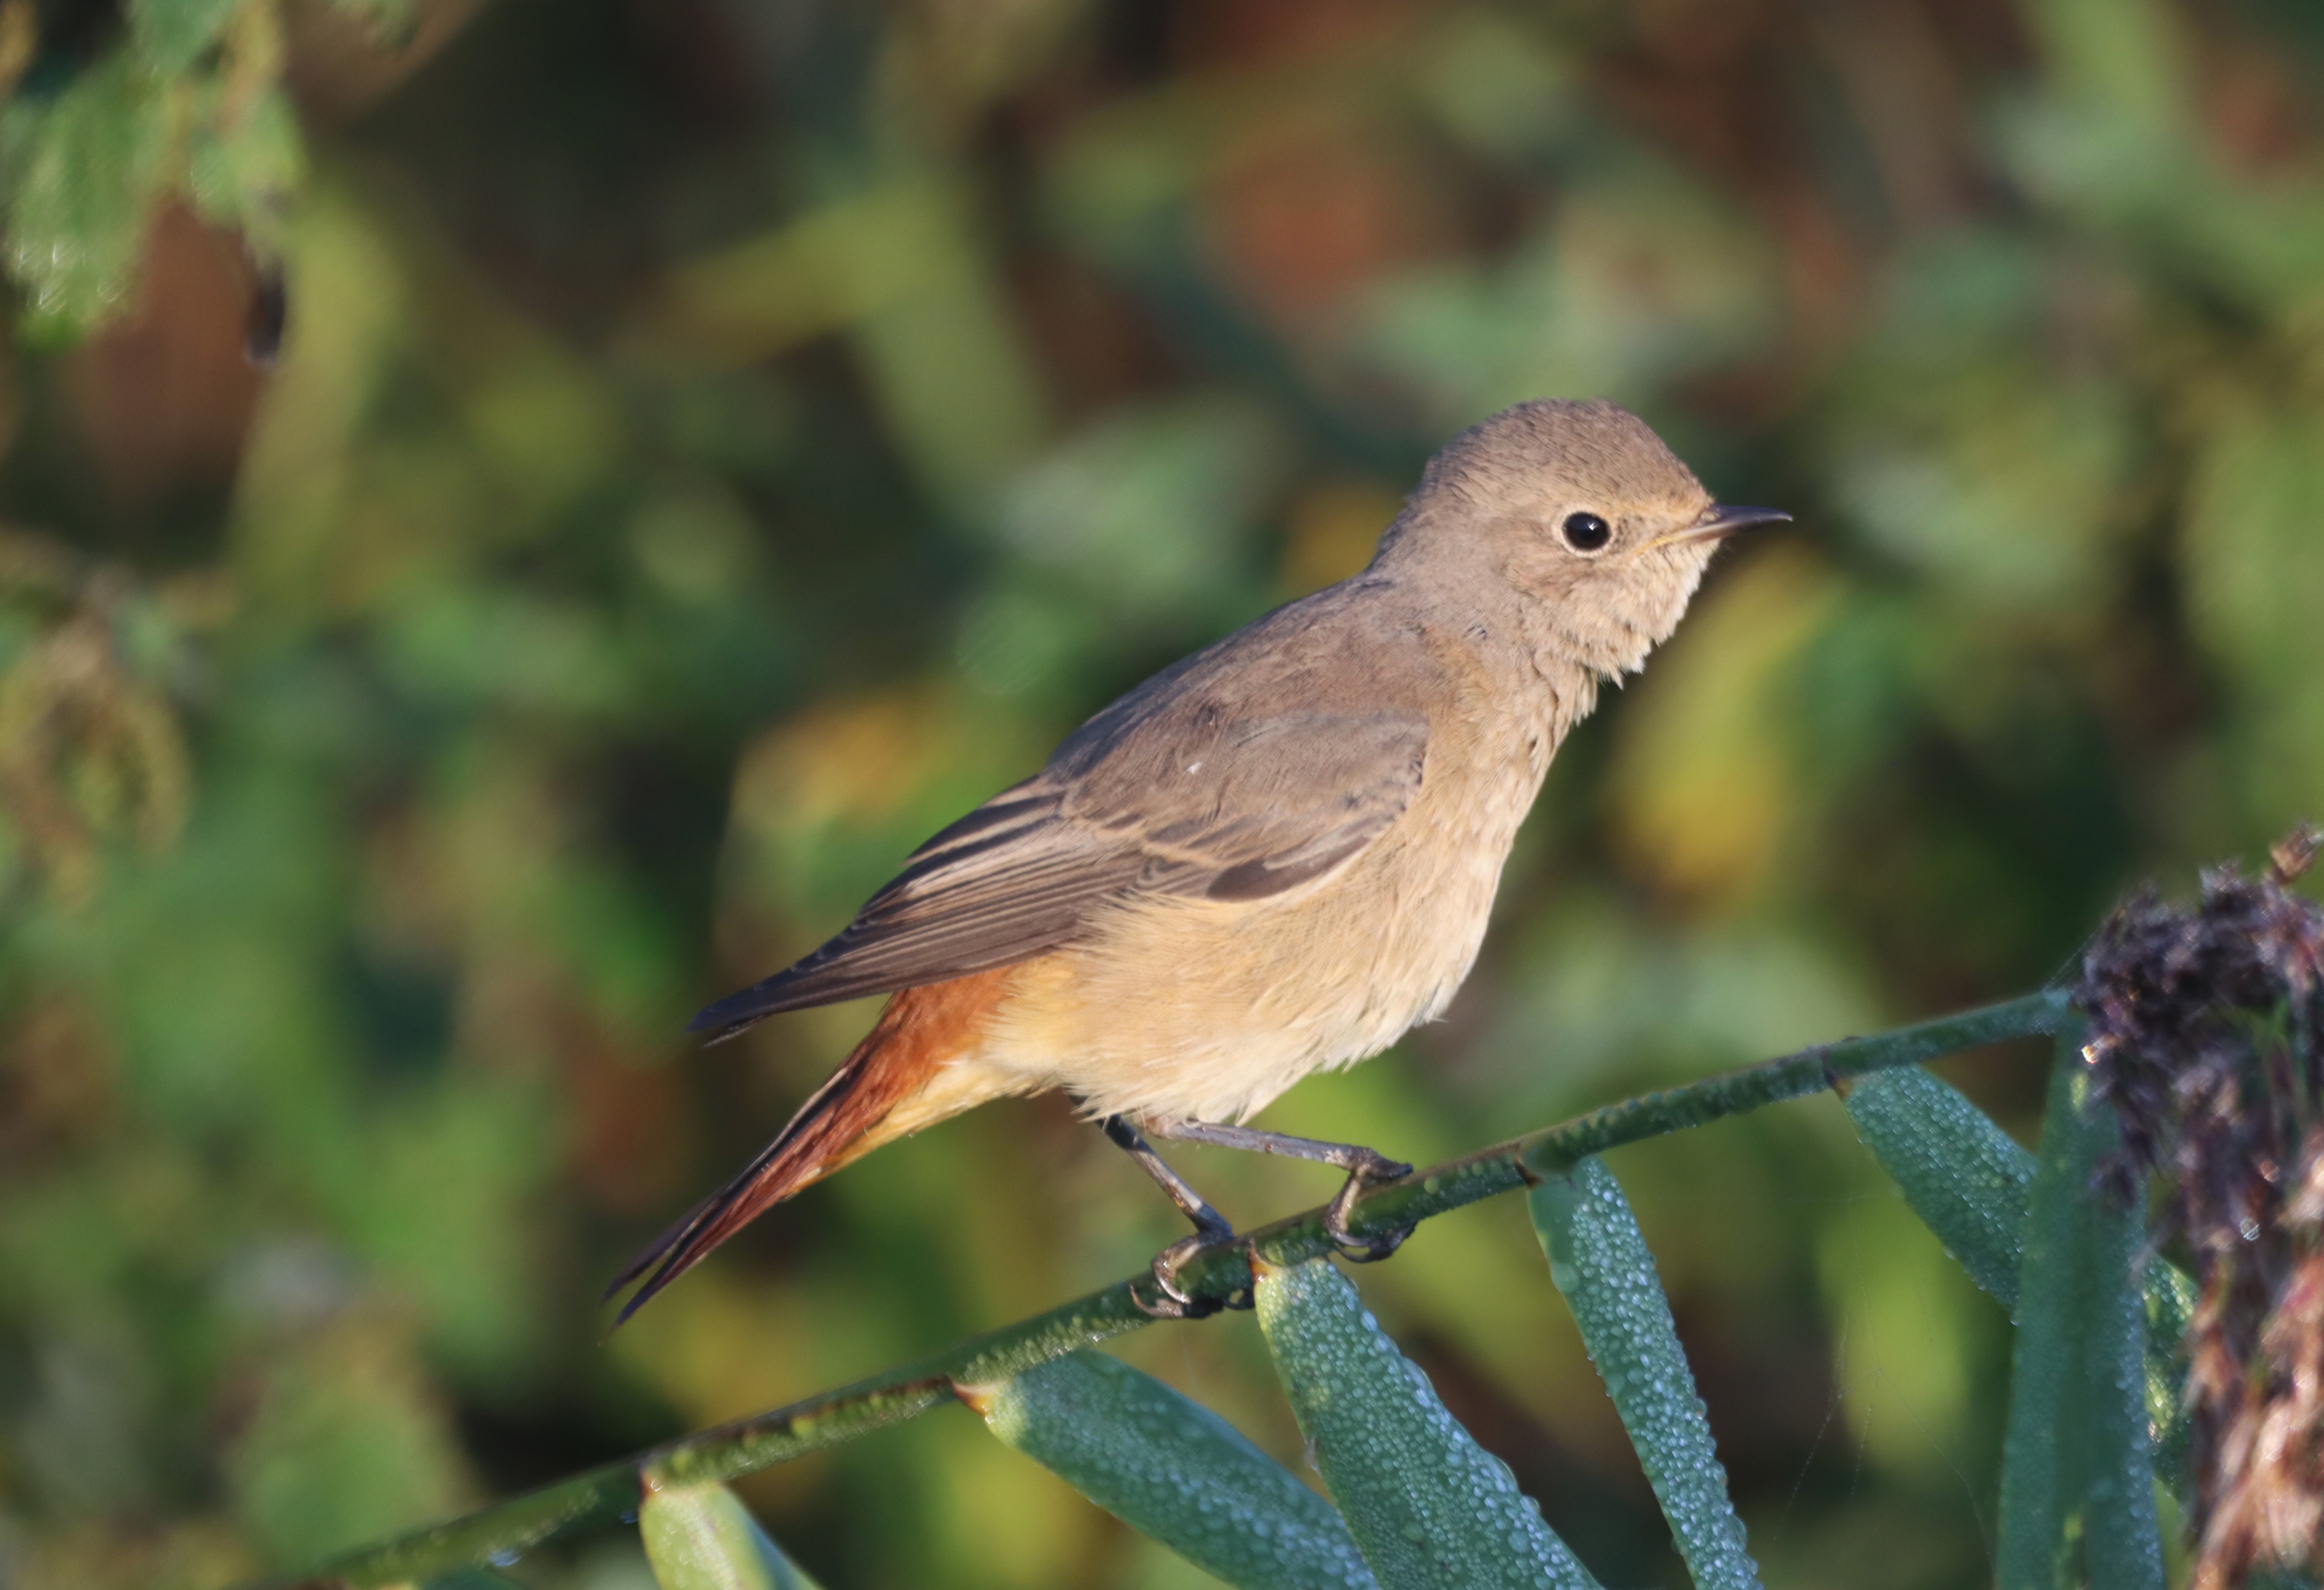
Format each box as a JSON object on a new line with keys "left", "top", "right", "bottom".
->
{"left": 611, "top": 398, "right": 1785, "bottom": 1321}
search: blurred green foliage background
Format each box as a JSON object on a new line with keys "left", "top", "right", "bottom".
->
{"left": 1, "top": 0, "right": 2320, "bottom": 1585}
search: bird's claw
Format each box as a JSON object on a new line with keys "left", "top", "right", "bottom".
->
{"left": 1324, "top": 1151, "right": 1414, "bottom": 1262}
{"left": 1132, "top": 1229, "right": 1252, "bottom": 1319}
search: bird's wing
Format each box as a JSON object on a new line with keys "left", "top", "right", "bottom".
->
{"left": 686, "top": 707, "right": 1429, "bottom": 1038}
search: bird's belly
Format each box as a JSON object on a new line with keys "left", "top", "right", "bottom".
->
{"left": 980, "top": 762, "right": 1539, "bottom": 1124}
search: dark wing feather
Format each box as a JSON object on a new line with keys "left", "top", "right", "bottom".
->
{"left": 687, "top": 710, "right": 1427, "bottom": 1039}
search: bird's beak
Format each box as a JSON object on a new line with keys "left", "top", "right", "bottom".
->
{"left": 1661, "top": 503, "right": 1791, "bottom": 547}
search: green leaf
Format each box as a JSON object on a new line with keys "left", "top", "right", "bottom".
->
{"left": 2141, "top": 1258, "right": 2198, "bottom": 1490}
{"left": 1, "top": 53, "right": 175, "bottom": 340}
{"left": 639, "top": 1480, "right": 825, "bottom": 1590}
{"left": 128, "top": 0, "right": 242, "bottom": 76}
{"left": 1843, "top": 1063, "right": 2042, "bottom": 1310}
{"left": 224, "top": 1325, "right": 474, "bottom": 1572}
{"left": 1529, "top": 1158, "right": 1762, "bottom": 1590}
{"left": 1992, "top": 1023, "right": 2165, "bottom": 1590}
{"left": 1253, "top": 1255, "right": 1602, "bottom": 1590}
{"left": 1844, "top": 1063, "right": 2195, "bottom": 1484}
{"left": 189, "top": 85, "right": 306, "bottom": 248}
{"left": 964, "top": 1348, "right": 1379, "bottom": 1590}
{"left": 997, "top": 394, "right": 1289, "bottom": 625}
{"left": 2021, "top": 0, "right": 2189, "bottom": 133}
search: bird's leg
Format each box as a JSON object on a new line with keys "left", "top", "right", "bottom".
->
{"left": 1142, "top": 1119, "right": 1415, "bottom": 1262}
{"left": 1099, "top": 1116, "right": 1246, "bottom": 1318}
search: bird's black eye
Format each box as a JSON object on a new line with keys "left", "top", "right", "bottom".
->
{"left": 1560, "top": 511, "right": 1612, "bottom": 553}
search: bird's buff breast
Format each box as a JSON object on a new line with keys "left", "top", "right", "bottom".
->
{"left": 976, "top": 716, "right": 1553, "bottom": 1125}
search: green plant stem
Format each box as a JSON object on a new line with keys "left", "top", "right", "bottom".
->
{"left": 1994, "top": 1017, "right": 2165, "bottom": 1590}
{"left": 271, "top": 988, "right": 2065, "bottom": 1590}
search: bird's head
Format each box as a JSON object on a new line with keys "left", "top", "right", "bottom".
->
{"left": 1379, "top": 398, "right": 1788, "bottom": 679}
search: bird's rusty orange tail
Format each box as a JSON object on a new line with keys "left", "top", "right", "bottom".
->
{"left": 608, "top": 967, "right": 1017, "bottom": 1324}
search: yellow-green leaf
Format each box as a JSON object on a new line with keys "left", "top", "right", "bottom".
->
{"left": 639, "top": 1479, "right": 824, "bottom": 1590}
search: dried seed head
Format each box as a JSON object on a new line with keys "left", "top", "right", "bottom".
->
{"left": 2273, "top": 823, "right": 2320, "bottom": 888}
{"left": 2076, "top": 826, "right": 2324, "bottom": 1586}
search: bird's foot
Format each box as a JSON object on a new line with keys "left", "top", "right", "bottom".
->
{"left": 1132, "top": 1226, "right": 1254, "bottom": 1319}
{"left": 1323, "top": 1149, "right": 1415, "bottom": 1262}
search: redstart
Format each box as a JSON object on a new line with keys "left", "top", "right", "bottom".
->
{"left": 611, "top": 398, "right": 1786, "bottom": 1320}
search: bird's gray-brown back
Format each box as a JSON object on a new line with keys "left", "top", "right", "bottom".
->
{"left": 689, "top": 576, "right": 1450, "bottom": 1035}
